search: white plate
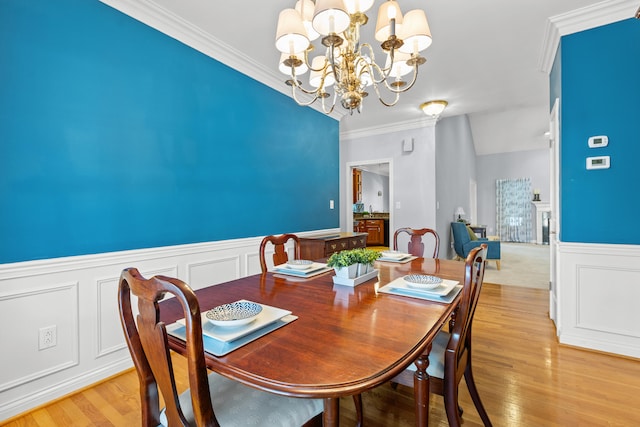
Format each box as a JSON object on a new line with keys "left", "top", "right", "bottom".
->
{"left": 285, "top": 259, "right": 314, "bottom": 270}
{"left": 403, "top": 274, "right": 443, "bottom": 290}
{"left": 398, "top": 279, "right": 458, "bottom": 296}
{"left": 206, "top": 301, "right": 263, "bottom": 327}
{"left": 273, "top": 262, "right": 330, "bottom": 277}
{"left": 380, "top": 250, "right": 409, "bottom": 259}
{"left": 174, "top": 301, "right": 294, "bottom": 344}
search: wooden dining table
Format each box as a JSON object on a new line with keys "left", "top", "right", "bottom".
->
{"left": 161, "top": 257, "right": 465, "bottom": 426}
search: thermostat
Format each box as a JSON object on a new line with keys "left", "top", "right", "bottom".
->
{"left": 586, "top": 156, "right": 610, "bottom": 170}
{"left": 588, "top": 135, "right": 608, "bottom": 148}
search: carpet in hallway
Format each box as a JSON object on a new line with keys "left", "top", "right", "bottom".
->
{"left": 482, "top": 242, "right": 550, "bottom": 289}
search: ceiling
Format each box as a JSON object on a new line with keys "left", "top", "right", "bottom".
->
{"left": 105, "top": 0, "right": 636, "bottom": 155}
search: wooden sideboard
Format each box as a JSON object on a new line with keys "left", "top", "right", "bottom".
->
{"left": 299, "top": 232, "right": 368, "bottom": 260}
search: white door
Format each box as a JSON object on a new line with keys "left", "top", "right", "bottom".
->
{"left": 549, "top": 98, "right": 560, "bottom": 331}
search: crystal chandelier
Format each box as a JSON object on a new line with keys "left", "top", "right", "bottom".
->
{"left": 275, "top": 0, "right": 432, "bottom": 115}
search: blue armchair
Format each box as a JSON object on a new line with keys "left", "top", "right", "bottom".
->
{"left": 451, "top": 222, "right": 501, "bottom": 270}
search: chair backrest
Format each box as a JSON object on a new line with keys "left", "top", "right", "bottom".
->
{"left": 259, "top": 234, "right": 301, "bottom": 273}
{"left": 118, "top": 268, "right": 217, "bottom": 427}
{"left": 393, "top": 228, "right": 440, "bottom": 258}
{"left": 450, "top": 222, "right": 471, "bottom": 257}
{"left": 447, "top": 244, "right": 487, "bottom": 372}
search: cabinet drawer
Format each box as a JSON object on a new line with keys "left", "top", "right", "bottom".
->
{"left": 325, "top": 239, "right": 349, "bottom": 255}
{"left": 349, "top": 236, "right": 367, "bottom": 248}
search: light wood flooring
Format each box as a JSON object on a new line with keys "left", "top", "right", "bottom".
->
{"left": 4, "top": 283, "right": 640, "bottom": 426}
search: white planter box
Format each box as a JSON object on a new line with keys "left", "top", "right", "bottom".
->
{"left": 357, "top": 263, "right": 372, "bottom": 276}
{"left": 334, "top": 264, "right": 358, "bottom": 278}
{"left": 332, "top": 269, "right": 379, "bottom": 287}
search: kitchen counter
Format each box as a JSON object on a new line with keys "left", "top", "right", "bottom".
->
{"left": 353, "top": 213, "right": 389, "bottom": 220}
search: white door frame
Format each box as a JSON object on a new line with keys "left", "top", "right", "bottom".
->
{"left": 549, "top": 98, "right": 560, "bottom": 331}
{"left": 469, "top": 179, "right": 478, "bottom": 225}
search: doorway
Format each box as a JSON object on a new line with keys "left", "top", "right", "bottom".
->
{"left": 346, "top": 159, "right": 394, "bottom": 247}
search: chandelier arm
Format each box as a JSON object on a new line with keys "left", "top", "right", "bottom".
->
{"left": 381, "top": 65, "right": 420, "bottom": 94}
{"left": 319, "top": 90, "right": 337, "bottom": 115}
{"left": 288, "top": 69, "right": 330, "bottom": 96}
{"left": 358, "top": 43, "right": 395, "bottom": 83}
{"left": 369, "top": 79, "right": 401, "bottom": 107}
{"left": 290, "top": 85, "right": 322, "bottom": 107}
{"left": 366, "top": 61, "right": 392, "bottom": 85}
{"left": 327, "top": 44, "right": 342, "bottom": 86}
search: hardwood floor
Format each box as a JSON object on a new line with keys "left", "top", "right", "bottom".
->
{"left": 4, "top": 283, "right": 640, "bottom": 426}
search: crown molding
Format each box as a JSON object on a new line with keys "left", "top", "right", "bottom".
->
{"left": 539, "top": 0, "right": 638, "bottom": 73}
{"left": 99, "top": 0, "right": 344, "bottom": 121}
{"left": 340, "top": 116, "right": 436, "bottom": 141}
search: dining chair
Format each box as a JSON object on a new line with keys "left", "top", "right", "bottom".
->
{"left": 393, "top": 227, "right": 440, "bottom": 258}
{"left": 118, "top": 267, "right": 323, "bottom": 427}
{"left": 388, "top": 244, "right": 492, "bottom": 426}
{"left": 259, "top": 233, "right": 301, "bottom": 273}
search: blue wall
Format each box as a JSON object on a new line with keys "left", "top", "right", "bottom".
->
{"left": 558, "top": 19, "right": 640, "bottom": 244}
{"left": 0, "top": 1, "right": 339, "bottom": 263}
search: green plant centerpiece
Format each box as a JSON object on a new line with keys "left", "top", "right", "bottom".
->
{"left": 327, "top": 248, "right": 380, "bottom": 279}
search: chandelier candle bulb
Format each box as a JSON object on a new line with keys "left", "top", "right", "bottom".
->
{"left": 388, "top": 5, "right": 396, "bottom": 36}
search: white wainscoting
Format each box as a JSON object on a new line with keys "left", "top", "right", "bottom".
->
{"left": 557, "top": 241, "right": 640, "bottom": 359}
{"left": 0, "top": 229, "right": 338, "bottom": 421}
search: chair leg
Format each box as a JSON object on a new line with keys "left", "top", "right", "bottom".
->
{"left": 463, "top": 364, "right": 493, "bottom": 427}
{"left": 495, "top": 260, "right": 501, "bottom": 270}
{"left": 443, "top": 383, "right": 463, "bottom": 427}
{"left": 353, "top": 394, "right": 363, "bottom": 427}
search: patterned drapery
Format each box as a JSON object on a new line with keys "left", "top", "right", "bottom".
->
{"left": 496, "top": 178, "right": 532, "bottom": 243}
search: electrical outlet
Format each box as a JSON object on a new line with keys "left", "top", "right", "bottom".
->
{"left": 39, "top": 325, "right": 57, "bottom": 350}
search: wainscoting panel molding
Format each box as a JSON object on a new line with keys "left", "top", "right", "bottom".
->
{"left": 187, "top": 256, "right": 240, "bottom": 290}
{"left": 557, "top": 241, "right": 640, "bottom": 359}
{"left": 96, "top": 275, "right": 127, "bottom": 359}
{"left": 0, "top": 229, "right": 338, "bottom": 420}
{"left": 0, "top": 281, "right": 79, "bottom": 394}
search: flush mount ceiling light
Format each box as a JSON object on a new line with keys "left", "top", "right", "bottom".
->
{"left": 420, "top": 99, "right": 448, "bottom": 117}
{"left": 275, "top": 0, "right": 434, "bottom": 115}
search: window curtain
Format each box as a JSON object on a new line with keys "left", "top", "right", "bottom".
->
{"left": 496, "top": 178, "right": 532, "bottom": 243}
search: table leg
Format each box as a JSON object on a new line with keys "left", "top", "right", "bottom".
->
{"left": 413, "top": 343, "right": 432, "bottom": 426}
{"left": 323, "top": 397, "right": 339, "bottom": 427}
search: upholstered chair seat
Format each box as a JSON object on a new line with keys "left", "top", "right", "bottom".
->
{"left": 160, "top": 372, "right": 323, "bottom": 427}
